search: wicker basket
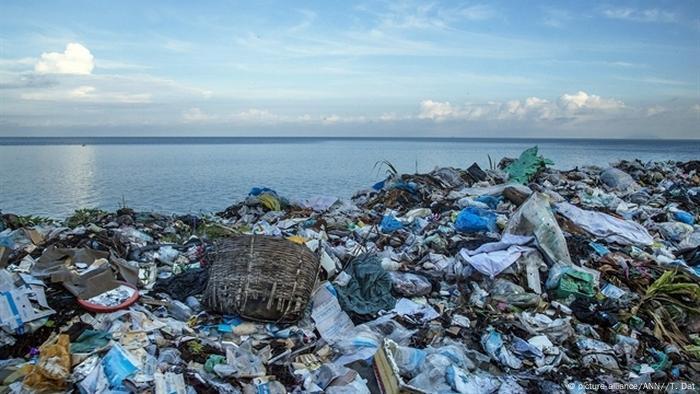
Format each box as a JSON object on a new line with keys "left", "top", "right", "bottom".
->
{"left": 203, "top": 235, "right": 320, "bottom": 323}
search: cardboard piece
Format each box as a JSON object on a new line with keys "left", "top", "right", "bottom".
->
{"left": 33, "top": 246, "right": 119, "bottom": 299}
{"left": 0, "top": 270, "right": 55, "bottom": 334}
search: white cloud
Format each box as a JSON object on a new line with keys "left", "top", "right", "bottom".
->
{"left": 558, "top": 91, "right": 625, "bottom": 112}
{"left": 35, "top": 43, "right": 95, "bottom": 75}
{"left": 376, "top": 2, "right": 497, "bottom": 31}
{"left": 21, "top": 85, "right": 151, "bottom": 103}
{"left": 646, "top": 105, "right": 667, "bottom": 117}
{"left": 602, "top": 8, "right": 678, "bottom": 23}
{"left": 456, "top": 5, "right": 497, "bottom": 21}
{"left": 231, "top": 109, "right": 281, "bottom": 123}
{"left": 418, "top": 100, "right": 458, "bottom": 120}
{"left": 419, "top": 91, "right": 626, "bottom": 122}
{"left": 182, "top": 107, "right": 212, "bottom": 122}
{"left": 69, "top": 85, "right": 96, "bottom": 98}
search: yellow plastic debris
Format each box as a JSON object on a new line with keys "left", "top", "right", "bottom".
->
{"left": 23, "top": 334, "right": 71, "bottom": 392}
{"left": 258, "top": 193, "right": 281, "bottom": 211}
{"left": 287, "top": 235, "right": 306, "bottom": 245}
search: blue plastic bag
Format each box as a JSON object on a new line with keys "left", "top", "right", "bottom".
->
{"left": 476, "top": 195, "right": 501, "bottom": 209}
{"left": 102, "top": 344, "right": 139, "bottom": 392}
{"left": 372, "top": 180, "right": 386, "bottom": 190}
{"left": 391, "top": 180, "right": 418, "bottom": 194}
{"left": 672, "top": 210, "right": 695, "bottom": 225}
{"left": 249, "top": 187, "right": 277, "bottom": 196}
{"left": 589, "top": 242, "right": 610, "bottom": 256}
{"left": 454, "top": 207, "right": 497, "bottom": 233}
{"left": 380, "top": 215, "right": 403, "bottom": 233}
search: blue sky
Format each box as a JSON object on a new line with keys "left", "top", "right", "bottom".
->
{"left": 0, "top": 0, "right": 698, "bottom": 138}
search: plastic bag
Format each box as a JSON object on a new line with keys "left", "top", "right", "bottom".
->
{"left": 480, "top": 331, "right": 522, "bottom": 369}
{"left": 407, "top": 353, "right": 454, "bottom": 392}
{"left": 511, "top": 336, "right": 544, "bottom": 359}
{"left": 671, "top": 209, "right": 695, "bottom": 225}
{"left": 426, "top": 340, "right": 475, "bottom": 371}
{"left": 226, "top": 342, "right": 266, "bottom": 378}
{"left": 23, "top": 334, "right": 71, "bottom": 392}
{"left": 102, "top": 343, "right": 140, "bottom": 392}
{"left": 476, "top": 195, "right": 501, "bottom": 209}
{"left": 658, "top": 221, "right": 694, "bottom": 243}
{"left": 380, "top": 214, "right": 403, "bottom": 233}
{"left": 445, "top": 365, "right": 501, "bottom": 394}
{"left": 334, "top": 325, "right": 382, "bottom": 365}
{"left": 393, "top": 345, "right": 427, "bottom": 377}
{"left": 518, "top": 312, "right": 573, "bottom": 345}
{"left": 505, "top": 193, "right": 572, "bottom": 265}
{"left": 389, "top": 271, "right": 432, "bottom": 297}
{"left": 365, "top": 315, "right": 415, "bottom": 345}
{"left": 490, "top": 279, "right": 541, "bottom": 308}
{"left": 555, "top": 202, "right": 653, "bottom": 246}
{"left": 455, "top": 207, "right": 497, "bottom": 233}
{"left": 460, "top": 234, "right": 535, "bottom": 278}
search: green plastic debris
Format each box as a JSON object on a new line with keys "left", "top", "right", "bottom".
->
{"left": 504, "top": 146, "right": 553, "bottom": 184}
{"left": 334, "top": 254, "right": 397, "bottom": 317}
{"left": 555, "top": 269, "right": 596, "bottom": 299}
{"left": 70, "top": 330, "right": 111, "bottom": 353}
{"left": 204, "top": 354, "right": 227, "bottom": 372}
{"left": 649, "top": 348, "right": 669, "bottom": 371}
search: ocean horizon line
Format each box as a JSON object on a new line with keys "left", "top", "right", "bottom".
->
{"left": 1, "top": 135, "right": 700, "bottom": 146}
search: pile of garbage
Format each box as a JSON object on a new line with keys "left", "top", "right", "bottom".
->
{"left": 1, "top": 147, "right": 699, "bottom": 393}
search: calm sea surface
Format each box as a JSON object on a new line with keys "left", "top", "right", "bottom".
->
{"left": 1, "top": 137, "right": 698, "bottom": 218}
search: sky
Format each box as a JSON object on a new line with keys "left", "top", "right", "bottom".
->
{"left": 0, "top": 1, "right": 698, "bottom": 138}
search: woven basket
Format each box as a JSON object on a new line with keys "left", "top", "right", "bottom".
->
{"left": 203, "top": 235, "right": 320, "bottom": 323}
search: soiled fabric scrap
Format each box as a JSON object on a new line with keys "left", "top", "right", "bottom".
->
{"left": 153, "top": 268, "right": 209, "bottom": 301}
{"left": 71, "top": 330, "right": 112, "bottom": 353}
{"left": 555, "top": 202, "right": 653, "bottom": 246}
{"left": 460, "top": 234, "right": 535, "bottom": 278}
{"left": 334, "top": 254, "right": 396, "bottom": 317}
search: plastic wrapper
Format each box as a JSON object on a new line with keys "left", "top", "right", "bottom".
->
{"left": 480, "top": 331, "right": 522, "bottom": 369}
{"left": 455, "top": 207, "right": 497, "bottom": 233}
{"left": 445, "top": 365, "right": 501, "bottom": 394}
{"left": 490, "top": 279, "right": 541, "bottom": 308}
{"left": 389, "top": 271, "right": 432, "bottom": 297}
{"left": 380, "top": 215, "right": 403, "bottom": 233}
{"left": 505, "top": 193, "right": 572, "bottom": 266}
{"left": 556, "top": 202, "right": 653, "bottom": 246}
{"left": 393, "top": 345, "right": 427, "bottom": 378}
{"left": 23, "top": 334, "right": 71, "bottom": 392}
{"left": 226, "top": 342, "right": 266, "bottom": 378}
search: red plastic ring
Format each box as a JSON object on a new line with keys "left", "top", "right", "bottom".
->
{"left": 77, "top": 281, "right": 140, "bottom": 313}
